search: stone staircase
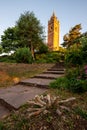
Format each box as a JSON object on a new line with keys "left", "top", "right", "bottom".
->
{"left": 0, "top": 63, "right": 65, "bottom": 119}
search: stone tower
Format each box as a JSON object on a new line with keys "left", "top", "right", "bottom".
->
{"left": 47, "top": 12, "right": 60, "bottom": 51}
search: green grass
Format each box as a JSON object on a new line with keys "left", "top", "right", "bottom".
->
{"left": 49, "top": 76, "right": 68, "bottom": 89}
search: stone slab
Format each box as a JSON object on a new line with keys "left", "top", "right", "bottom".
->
{"left": 0, "top": 85, "right": 47, "bottom": 110}
{"left": 34, "top": 73, "right": 63, "bottom": 79}
{"left": 44, "top": 70, "right": 64, "bottom": 74}
{"left": 48, "top": 68, "right": 65, "bottom": 71}
{"left": 20, "top": 78, "right": 54, "bottom": 88}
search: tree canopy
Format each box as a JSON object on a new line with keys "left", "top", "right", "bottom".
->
{"left": 1, "top": 27, "right": 17, "bottom": 52}
{"left": 62, "top": 24, "right": 82, "bottom": 48}
{"left": 16, "top": 11, "right": 44, "bottom": 49}
{"left": 1, "top": 11, "right": 45, "bottom": 58}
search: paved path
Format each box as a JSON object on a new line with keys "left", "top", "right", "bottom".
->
{"left": 0, "top": 63, "right": 65, "bottom": 119}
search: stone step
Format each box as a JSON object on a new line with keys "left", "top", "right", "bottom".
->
{"left": 34, "top": 73, "right": 63, "bottom": 79}
{"left": 0, "top": 85, "right": 47, "bottom": 111}
{"left": 43, "top": 70, "right": 64, "bottom": 74}
{"left": 54, "top": 62, "right": 64, "bottom": 67}
{"left": 47, "top": 68, "right": 65, "bottom": 71}
{"left": 20, "top": 78, "right": 54, "bottom": 88}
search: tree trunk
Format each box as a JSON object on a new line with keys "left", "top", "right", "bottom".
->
{"left": 31, "top": 43, "right": 35, "bottom": 60}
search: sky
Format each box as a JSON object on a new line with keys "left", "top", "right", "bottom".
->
{"left": 0, "top": 0, "right": 87, "bottom": 44}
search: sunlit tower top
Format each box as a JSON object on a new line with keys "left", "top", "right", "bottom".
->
{"left": 47, "top": 12, "right": 60, "bottom": 51}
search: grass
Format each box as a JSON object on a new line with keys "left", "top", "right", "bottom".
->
{"left": 0, "top": 63, "right": 87, "bottom": 130}
{"left": 50, "top": 76, "right": 67, "bottom": 89}
{"left": 0, "top": 62, "right": 54, "bottom": 88}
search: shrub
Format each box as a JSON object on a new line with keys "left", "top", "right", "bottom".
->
{"left": 81, "top": 37, "right": 87, "bottom": 64}
{"left": 65, "top": 45, "right": 83, "bottom": 67}
{"left": 65, "top": 68, "right": 87, "bottom": 93}
{"left": 66, "top": 67, "right": 80, "bottom": 79}
{"left": 50, "top": 66, "right": 87, "bottom": 93}
{"left": 66, "top": 78, "right": 87, "bottom": 93}
{"left": 0, "top": 55, "right": 16, "bottom": 63}
{"left": 38, "top": 43, "right": 48, "bottom": 54}
{"left": 36, "top": 51, "right": 64, "bottom": 63}
{"left": 49, "top": 77, "right": 68, "bottom": 89}
{"left": 15, "top": 47, "right": 33, "bottom": 63}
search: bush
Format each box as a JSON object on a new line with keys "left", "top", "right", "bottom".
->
{"left": 66, "top": 67, "right": 80, "bottom": 79}
{"left": 38, "top": 43, "right": 48, "bottom": 54}
{"left": 81, "top": 37, "right": 87, "bottom": 64}
{"left": 50, "top": 67, "right": 87, "bottom": 93}
{"left": 49, "top": 77, "right": 68, "bottom": 89}
{"left": 36, "top": 51, "right": 64, "bottom": 63}
{"left": 15, "top": 47, "right": 33, "bottom": 63}
{"left": 65, "top": 45, "right": 83, "bottom": 67}
{"left": 0, "top": 55, "right": 16, "bottom": 63}
{"left": 66, "top": 78, "right": 87, "bottom": 93}
{"left": 66, "top": 68, "right": 87, "bottom": 93}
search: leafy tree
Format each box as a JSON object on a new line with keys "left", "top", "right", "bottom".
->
{"left": 1, "top": 27, "right": 18, "bottom": 52}
{"left": 16, "top": 11, "right": 45, "bottom": 59}
{"left": 62, "top": 24, "right": 82, "bottom": 48}
{"left": 1, "top": 11, "right": 45, "bottom": 60}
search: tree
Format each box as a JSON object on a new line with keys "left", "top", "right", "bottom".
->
{"left": 1, "top": 27, "right": 18, "bottom": 52}
{"left": 16, "top": 11, "right": 45, "bottom": 59}
{"left": 1, "top": 11, "right": 45, "bottom": 60}
{"left": 62, "top": 24, "right": 82, "bottom": 48}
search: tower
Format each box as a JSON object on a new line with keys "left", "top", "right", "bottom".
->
{"left": 47, "top": 12, "right": 60, "bottom": 51}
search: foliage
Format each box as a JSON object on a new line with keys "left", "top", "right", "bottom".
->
{"left": 50, "top": 76, "right": 87, "bottom": 93}
{"left": 80, "top": 37, "right": 87, "bottom": 64}
{"left": 65, "top": 44, "right": 83, "bottom": 67}
{"left": 50, "top": 66, "right": 87, "bottom": 93}
{"left": 65, "top": 67, "right": 80, "bottom": 79}
{"left": 62, "top": 24, "right": 82, "bottom": 48}
{"left": 36, "top": 51, "right": 65, "bottom": 63}
{"left": 0, "top": 55, "right": 16, "bottom": 63}
{"left": 15, "top": 47, "right": 33, "bottom": 63}
{"left": 1, "top": 11, "right": 45, "bottom": 59}
{"left": 66, "top": 67, "right": 87, "bottom": 93}
{"left": 16, "top": 11, "right": 45, "bottom": 58}
{"left": 50, "top": 77, "right": 67, "bottom": 89}
{"left": 0, "top": 45, "right": 3, "bottom": 54}
{"left": 1, "top": 27, "right": 18, "bottom": 53}
{"left": 37, "top": 43, "right": 48, "bottom": 54}
{"left": 66, "top": 78, "right": 87, "bottom": 93}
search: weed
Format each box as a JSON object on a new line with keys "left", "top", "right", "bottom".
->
{"left": 73, "top": 107, "right": 87, "bottom": 120}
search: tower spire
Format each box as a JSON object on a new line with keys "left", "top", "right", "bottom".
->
{"left": 52, "top": 11, "right": 56, "bottom": 17}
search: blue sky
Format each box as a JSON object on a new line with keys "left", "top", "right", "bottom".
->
{"left": 0, "top": 0, "right": 87, "bottom": 44}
